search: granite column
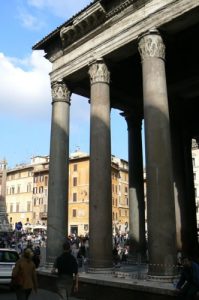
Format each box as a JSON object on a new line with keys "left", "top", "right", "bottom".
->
{"left": 88, "top": 59, "right": 112, "bottom": 270}
{"left": 138, "top": 30, "right": 177, "bottom": 276}
{"left": 124, "top": 111, "right": 146, "bottom": 259}
{"left": 46, "top": 80, "right": 71, "bottom": 264}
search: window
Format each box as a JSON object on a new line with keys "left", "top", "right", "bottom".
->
{"left": 10, "top": 204, "right": 13, "bottom": 213}
{"left": 39, "top": 186, "right": 43, "bottom": 193}
{"left": 40, "top": 175, "right": 44, "bottom": 182}
{"left": 84, "top": 224, "right": 88, "bottom": 231}
{"left": 72, "top": 209, "right": 77, "bottom": 217}
{"left": 33, "top": 187, "right": 37, "bottom": 194}
{"left": 11, "top": 187, "right": 15, "bottom": 194}
{"left": 34, "top": 198, "right": 37, "bottom": 206}
{"left": 73, "top": 177, "right": 77, "bottom": 186}
{"left": 73, "top": 164, "right": 77, "bottom": 171}
{"left": 17, "top": 185, "right": 20, "bottom": 193}
{"left": 44, "top": 204, "right": 47, "bottom": 212}
{"left": 27, "top": 201, "right": 31, "bottom": 212}
{"left": 73, "top": 193, "right": 77, "bottom": 202}
{"left": 125, "top": 186, "right": 128, "bottom": 193}
{"left": 10, "top": 217, "right": 12, "bottom": 223}
{"left": 44, "top": 176, "right": 48, "bottom": 186}
{"left": 16, "top": 203, "right": 19, "bottom": 212}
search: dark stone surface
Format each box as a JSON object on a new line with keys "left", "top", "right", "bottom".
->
{"left": 37, "top": 272, "right": 177, "bottom": 300}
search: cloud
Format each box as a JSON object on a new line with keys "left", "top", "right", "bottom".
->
{"left": 0, "top": 50, "right": 90, "bottom": 126}
{"left": 0, "top": 51, "right": 52, "bottom": 120}
{"left": 18, "top": 9, "right": 45, "bottom": 30}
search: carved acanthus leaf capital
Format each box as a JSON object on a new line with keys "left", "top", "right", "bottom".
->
{"left": 51, "top": 81, "right": 71, "bottom": 103}
{"left": 138, "top": 30, "right": 165, "bottom": 60}
{"left": 88, "top": 60, "right": 110, "bottom": 84}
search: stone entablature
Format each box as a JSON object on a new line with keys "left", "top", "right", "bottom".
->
{"left": 60, "top": 2, "right": 106, "bottom": 48}
{"left": 45, "top": 0, "right": 198, "bottom": 82}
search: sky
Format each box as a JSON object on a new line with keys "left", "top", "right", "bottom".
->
{"left": 0, "top": 0, "right": 129, "bottom": 169}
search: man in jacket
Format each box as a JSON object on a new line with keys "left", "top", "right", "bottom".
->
{"left": 176, "top": 256, "right": 199, "bottom": 299}
{"left": 52, "top": 241, "right": 78, "bottom": 300}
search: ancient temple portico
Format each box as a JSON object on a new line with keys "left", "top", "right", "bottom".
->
{"left": 33, "top": 0, "right": 199, "bottom": 278}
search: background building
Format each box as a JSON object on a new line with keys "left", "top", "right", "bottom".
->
{"left": 4, "top": 151, "right": 129, "bottom": 235}
{"left": 2, "top": 141, "right": 199, "bottom": 237}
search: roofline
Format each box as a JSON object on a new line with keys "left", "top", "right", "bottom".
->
{"left": 32, "top": 0, "right": 98, "bottom": 50}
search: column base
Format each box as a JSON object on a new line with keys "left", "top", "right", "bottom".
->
{"left": 147, "top": 274, "right": 179, "bottom": 283}
{"left": 38, "top": 262, "right": 55, "bottom": 275}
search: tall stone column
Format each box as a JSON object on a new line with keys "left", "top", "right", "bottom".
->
{"left": 138, "top": 29, "right": 177, "bottom": 276}
{"left": 46, "top": 80, "right": 71, "bottom": 264}
{"left": 88, "top": 59, "right": 112, "bottom": 269}
{"left": 123, "top": 111, "right": 145, "bottom": 259}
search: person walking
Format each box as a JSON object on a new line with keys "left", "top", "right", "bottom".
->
{"left": 12, "top": 248, "right": 38, "bottom": 300}
{"left": 175, "top": 256, "right": 199, "bottom": 299}
{"left": 52, "top": 241, "right": 79, "bottom": 300}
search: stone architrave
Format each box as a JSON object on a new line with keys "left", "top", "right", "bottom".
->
{"left": 88, "top": 59, "right": 113, "bottom": 270}
{"left": 46, "top": 80, "right": 71, "bottom": 265}
{"left": 138, "top": 30, "right": 177, "bottom": 277}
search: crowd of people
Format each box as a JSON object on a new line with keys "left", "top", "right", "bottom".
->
{"left": 3, "top": 229, "right": 199, "bottom": 299}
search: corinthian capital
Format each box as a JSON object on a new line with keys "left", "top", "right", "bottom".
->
{"left": 88, "top": 59, "right": 110, "bottom": 85}
{"left": 138, "top": 30, "right": 165, "bottom": 60}
{"left": 51, "top": 80, "right": 71, "bottom": 103}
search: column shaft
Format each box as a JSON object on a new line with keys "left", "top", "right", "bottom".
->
{"left": 125, "top": 112, "right": 145, "bottom": 258}
{"left": 138, "top": 30, "right": 177, "bottom": 276}
{"left": 46, "top": 80, "right": 71, "bottom": 263}
{"left": 88, "top": 60, "right": 112, "bottom": 269}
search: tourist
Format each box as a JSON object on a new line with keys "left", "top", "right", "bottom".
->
{"left": 52, "top": 241, "right": 79, "bottom": 300}
{"left": 175, "top": 256, "right": 199, "bottom": 299}
{"left": 12, "top": 248, "right": 38, "bottom": 300}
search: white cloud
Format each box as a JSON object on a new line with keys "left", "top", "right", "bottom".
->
{"left": 0, "top": 50, "right": 90, "bottom": 126}
{"left": 18, "top": 9, "right": 45, "bottom": 30}
{"left": 0, "top": 51, "right": 52, "bottom": 120}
